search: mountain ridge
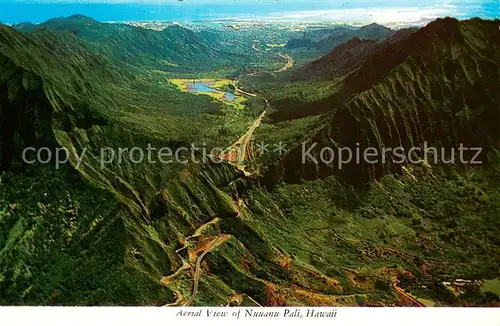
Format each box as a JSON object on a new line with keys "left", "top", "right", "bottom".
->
{"left": 267, "top": 17, "right": 498, "bottom": 122}
{"left": 285, "top": 22, "right": 395, "bottom": 54}
{"left": 14, "top": 15, "right": 251, "bottom": 72}
{"left": 263, "top": 18, "right": 500, "bottom": 185}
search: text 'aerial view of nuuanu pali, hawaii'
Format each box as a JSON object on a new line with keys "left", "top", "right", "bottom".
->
{"left": 0, "top": 0, "right": 499, "bottom": 308}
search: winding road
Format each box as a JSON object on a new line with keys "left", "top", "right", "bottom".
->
{"left": 227, "top": 107, "right": 268, "bottom": 165}
{"left": 162, "top": 79, "right": 268, "bottom": 306}
{"left": 233, "top": 83, "right": 258, "bottom": 97}
{"left": 224, "top": 51, "right": 295, "bottom": 165}
{"left": 162, "top": 54, "right": 288, "bottom": 306}
{"left": 183, "top": 235, "right": 231, "bottom": 306}
{"left": 393, "top": 280, "right": 424, "bottom": 307}
{"left": 275, "top": 53, "right": 294, "bottom": 72}
{"left": 161, "top": 218, "right": 232, "bottom": 307}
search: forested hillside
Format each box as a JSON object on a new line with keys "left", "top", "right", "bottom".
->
{"left": 14, "top": 15, "right": 252, "bottom": 72}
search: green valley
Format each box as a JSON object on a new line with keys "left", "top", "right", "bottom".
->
{"left": 0, "top": 14, "right": 499, "bottom": 308}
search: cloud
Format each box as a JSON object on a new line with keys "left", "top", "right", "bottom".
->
{"left": 271, "top": 6, "right": 458, "bottom": 26}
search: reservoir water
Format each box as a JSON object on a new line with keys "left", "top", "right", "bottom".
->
{"left": 185, "top": 81, "right": 236, "bottom": 101}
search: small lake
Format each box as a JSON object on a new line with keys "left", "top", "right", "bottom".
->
{"left": 185, "top": 81, "right": 236, "bottom": 101}
{"left": 185, "top": 82, "right": 213, "bottom": 93}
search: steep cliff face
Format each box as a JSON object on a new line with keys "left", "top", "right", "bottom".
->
{"left": 337, "top": 18, "right": 477, "bottom": 101}
{"left": 265, "top": 18, "right": 500, "bottom": 185}
{"left": 0, "top": 25, "right": 119, "bottom": 170}
{"left": 0, "top": 54, "right": 53, "bottom": 170}
{"left": 269, "top": 18, "right": 497, "bottom": 122}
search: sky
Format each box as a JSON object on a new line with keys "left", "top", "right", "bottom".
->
{"left": 0, "top": 0, "right": 497, "bottom": 25}
{"left": 0, "top": 0, "right": 481, "bottom": 3}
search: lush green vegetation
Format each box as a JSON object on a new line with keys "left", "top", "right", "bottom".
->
{"left": 0, "top": 16, "right": 499, "bottom": 307}
{"left": 238, "top": 160, "right": 500, "bottom": 305}
{"left": 0, "top": 166, "right": 170, "bottom": 305}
